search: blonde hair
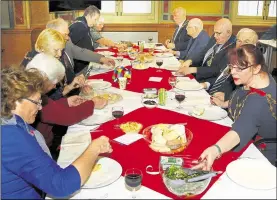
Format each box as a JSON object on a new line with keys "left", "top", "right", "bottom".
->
{"left": 35, "top": 28, "right": 65, "bottom": 53}
{"left": 46, "top": 18, "right": 68, "bottom": 31}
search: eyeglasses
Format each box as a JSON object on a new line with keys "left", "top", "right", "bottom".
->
{"left": 227, "top": 64, "right": 254, "bottom": 72}
{"left": 214, "top": 32, "right": 222, "bottom": 36}
{"left": 22, "top": 98, "right": 42, "bottom": 108}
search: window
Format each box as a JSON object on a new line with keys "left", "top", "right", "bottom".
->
{"left": 231, "top": 0, "right": 276, "bottom": 25}
{"left": 99, "top": 0, "right": 158, "bottom": 23}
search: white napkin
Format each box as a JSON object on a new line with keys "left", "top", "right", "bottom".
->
{"left": 149, "top": 77, "right": 163, "bottom": 82}
{"left": 114, "top": 134, "right": 143, "bottom": 145}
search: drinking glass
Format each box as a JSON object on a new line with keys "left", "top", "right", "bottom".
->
{"left": 168, "top": 76, "right": 177, "bottom": 90}
{"left": 175, "top": 90, "right": 186, "bottom": 110}
{"left": 117, "top": 56, "right": 124, "bottom": 67}
{"left": 156, "top": 59, "right": 163, "bottom": 72}
{"left": 112, "top": 106, "right": 124, "bottom": 129}
{"left": 125, "top": 168, "right": 143, "bottom": 199}
{"left": 148, "top": 36, "right": 153, "bottom": 43}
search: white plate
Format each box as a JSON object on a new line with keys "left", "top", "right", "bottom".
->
{"left": 86, "top": 80, "right": 112, "bottom": 90}
{"left": 155, "top": 53, "right": 173, "bottom": 58}
{"left": 97, "top": 51, "right": 115, "bottom": 56}
{"left": 189, "top": 105, "right": 227, "bottom": 121}
{"left": 175, "top": 81, "right": 203, "bottom": 91}
{"left": 226, "top": 158, "right": 276, "bottom": 190}
{"left": 83, "top": 157, "right": 122, "bottom": 188}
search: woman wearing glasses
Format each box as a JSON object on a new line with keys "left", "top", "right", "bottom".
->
{"left": 25, "top": 53, "right": 107, "bottom": 157}
{"left": 195, "top": 44, "right": 276, "bottom": 170}
{"left": 1, "top": 67, "right": 112, "bottom": 199}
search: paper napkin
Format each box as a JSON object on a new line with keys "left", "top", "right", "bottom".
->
{"left": 149, "top": 77, "right": 163, "bottom": 82}
{"left": 113, "top": 134, "right": 143, "bottom": 145}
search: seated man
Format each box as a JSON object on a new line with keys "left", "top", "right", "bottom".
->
{"left": 90, "top": 17, "right": 121, "bottom": 49}
{"left": 69, "top": 5, "right": 101, "bottom": 73}
{"left": 170, "top": 18, "right": 210, "bottom": 65}
{"left": 164, "top": 7, "right": 191, "bottom": 51}
{"left": 177, "top": 18, "right": 236, "bottom": 88}
{"left": 209, "top": 28, "right": 259, "bottom": 101}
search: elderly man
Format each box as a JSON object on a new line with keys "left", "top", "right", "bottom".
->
{"left": 209, "top": 28, "right": 259, "bottom": 101}
{"left": 90, "top": 17, "right": 120, "bottom": 49}
{"left": 46, "top": 18, "right": 115, "bottom": 78}
{"left": 69, "top": 5, "right": 102, "bottom": 73}
{"left": 165, "top": 7, "right": 191, "bottom": 51}
{"left": 170, "top": 18, "right": 210, "bottom": 64}
{"left": 177, "top": 18, "right": 236, "bottom": 86}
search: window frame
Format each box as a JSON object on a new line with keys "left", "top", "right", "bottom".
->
{"left": 230, "top": 1, "right": 276, "bottom": 26}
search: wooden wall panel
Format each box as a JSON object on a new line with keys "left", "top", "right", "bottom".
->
{"left": 30, "top": 1, "right": 50, "bottom": 28}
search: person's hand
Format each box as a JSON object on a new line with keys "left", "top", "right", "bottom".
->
{"left": 165, "top": 39, "right": 171, "bottom": 47}
{"left": 167, "top": 43, "right": 175, "bottom": 49}
{"left": 100, "top": 57, "right": 115, "bottom": 68}
{"left": 67, "top": 95, "right": 87, "bottom": 107}
{"left": 166, "top": 49, "right": 176, "bottom": 55}
{"left": 213, "top": 92, "right": 225, "bottom": 101}
{"left": 210, "top": 96, "right": 225, "bottom": 107}
{"left": 176, "top": 66, "right": 190, "bottom": 75}
{"left": 181, "top": 60, "right": 192, "bottom": 68}
{"left": 69, "top": 75, "right": 86, "bottom": 89}
{"left": 91, "top": 96, "right": 108, "bottom": 109}
{"left": 81, "top": 84, "right": 93, "bottom": 95}
{"left": 91, "top": 136, "right": 113, "bottom": 154}
{"left": 191, "top": 146, "right": 220, "bottom": 171}
{"left": 200, "top": 82, "right": 208, "bottom": 89}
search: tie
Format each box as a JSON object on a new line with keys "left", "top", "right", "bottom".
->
{"left": 203, "top": 44, "right": 220, "bottom": 67}
{"left": 209, "top": 66, "right": 230, "bottom": 95}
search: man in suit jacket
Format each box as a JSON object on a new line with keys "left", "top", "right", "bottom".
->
{"left": 69, "top": 5, "right": 102, "bottom": 73}
{"left": 177, "top": 18, "right": 236, "bottom": 87}
{"left": 169, "top": 18, "right": 210, "bottom": 66}
{"left": 210, "top": 28, "right": 259, "bottom": 101}
{"left": 165, "top": 7, "right": 191, "bottom": 51}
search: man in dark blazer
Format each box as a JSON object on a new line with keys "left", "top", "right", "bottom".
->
{"left": 177, "top": 18, "right": 236, "bottom": 90}
{"left": 69, "top": 5, "right": 102, "bottom": 73}
{"left": 165, "top": 7, "right": 191, "bottom": 51}
{"left": 170, "top": 18, "right": 210, "bottom": 66}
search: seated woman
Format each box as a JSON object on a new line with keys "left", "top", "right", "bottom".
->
{"left": 21, "top": 28, "right": 86, "bottom": 100}
{"left": 195, "top": 44, "right": 276, "bottom": 170}
{"left": 26, "top": 53, "right": 107, "bottom": 157}
{"left": 1, "top": 67, "right": 112, "bottom": 199}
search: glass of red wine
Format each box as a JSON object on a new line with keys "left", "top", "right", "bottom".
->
{"left": 175, "top": 90, "right": 186, "bottom": 110}
{"left": 125, "top": 168, "right": 143, "bottom": 199}
{"left": 112, "top": 106, "right": 124, "bottom": 129}
{"left": 156, "top": 59, "right": 163, "bottom": 72}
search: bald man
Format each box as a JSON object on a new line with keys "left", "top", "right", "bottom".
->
{"left": 165, "top": 7, "right": 191, "bottom": 51}
{"left": 207, "top": 28, "right": 259, "bottom": 101}
{"left": 170, "top": 18, "right": 210, "bottom": 63}
{"left": 177, "top": 18, "right": 236, "bottom": 85}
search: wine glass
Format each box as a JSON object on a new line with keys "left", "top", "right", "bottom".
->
{"left": 156, "top": 59, "right": 163, "bottom": 72}
{"left": 168, "top": 76, "right": 177, "bottom": 90}
{"left": 117, "top": 56, "right": 124, "bottom": 67}
{"left": 112, "top": 106, "right": 124, "bottom": 129}
{"left": 148, "top": 36, "right": 153, "bottom": 43}
{"left": 125, "top": 168, "right": 143, "bottom": 199}
{"left": 175, "top": 90, "right": 186, "bottom": 110}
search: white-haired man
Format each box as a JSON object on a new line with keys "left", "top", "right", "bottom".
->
{"left": 46, "top": 17, "right": 115, "bottom": 75}
{"left": 170, "top": 18, "right": 210, "bottom": 64}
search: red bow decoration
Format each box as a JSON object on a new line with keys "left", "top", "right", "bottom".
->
{"left": 248, "top": 87, "right": 266, "bottom": 97}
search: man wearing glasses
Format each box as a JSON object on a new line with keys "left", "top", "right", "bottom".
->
{"left": 177, "top": 18, "right": 236, "bottom": 88}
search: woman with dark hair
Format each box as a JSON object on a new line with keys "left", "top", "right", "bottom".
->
{"left": 196, "top": 44, "right": 276, "bottom": 170}
{"left": 1, "top": 67, "right": 112, "bottom": 199}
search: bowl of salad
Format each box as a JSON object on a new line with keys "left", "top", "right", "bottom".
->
{"left": 162, "top": 165, "right": 212, "bottom": 197}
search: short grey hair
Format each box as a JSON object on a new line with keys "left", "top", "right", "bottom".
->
{"left": 26, "top": 53, "right": 65, "bottom": 84}
{"left": 188, "top": 18, "right": 203, "bottom": 30}
{"left": 46, "top": 18, "right": 68, "bottom": 30}
{"left": 84, "top": 5, "right": 100, "bottom": 17}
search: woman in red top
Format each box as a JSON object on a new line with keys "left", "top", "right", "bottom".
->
{"left": 26, "top": 53, "right": 107, "bottom": 151}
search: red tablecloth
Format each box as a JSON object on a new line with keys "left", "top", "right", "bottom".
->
{"left": 89, "top": 47, "right": 248, "bottom": 199}
{"left": 90, "top": 107, "right": 248, "bottom": 199}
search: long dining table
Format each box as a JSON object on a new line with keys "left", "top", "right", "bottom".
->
{"left": 52, "top": 45, "right": 276, "bottom": 199}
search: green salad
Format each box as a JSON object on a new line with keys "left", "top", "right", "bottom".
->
{"left": 165, "top": 165, "right": 206, "bottom": 180}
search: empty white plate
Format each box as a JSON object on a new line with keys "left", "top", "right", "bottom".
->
{"left": 86, "top": 80, "right": 112, "bottom": 90}
{"left": 83, "top": 157, "right": 122, "bottom": 189}
{"left": 189, "top": 105, "right": 227, "bottom": 121}
{"left": 226, "top": 158, "right": 276, "bottom": 190}
{"left": 175, "top": 81, "right": 203, "bottom": 91}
